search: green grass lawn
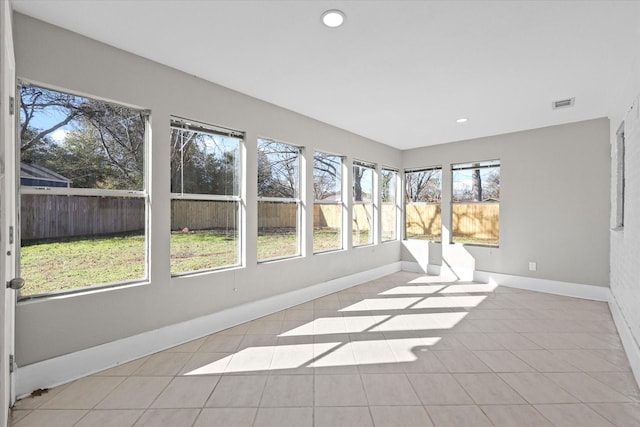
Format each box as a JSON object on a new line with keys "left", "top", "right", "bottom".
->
{"left": 171, "top": 230, "right": 239, "bottom": 274}
{"left": 20, "top": 227, "right": 494, "bottom": 297}
{"left": 257, "top": 228, "right": 298, "bottom": 261}
{"left": 20, "top": 235, "right": 146, "bottom": 297}
{"left": 20, "top": 227, "right": 346, "bottom": 297}
{"left": 406, "top": 232, "right": 442, "bottom": 241}
{"left": 313, "top": 228, "right": 342, "bottom": 252}
{"left": 452, "top": 236, "right": 499, "bottom": 246}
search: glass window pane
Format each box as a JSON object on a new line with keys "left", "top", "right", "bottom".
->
{"left": 313, "top": 153, "right": 342, "bottom": 201}
{"left": 170, "top": 126, "right": 240, "bottom": 196}
{"left": 20, "top": 195, "right": 145, "bottom": 297}
{"left": 19, "top": 84, "right": 144, "bottom": 191}
{"left": 353, "top": 163, "right": 374, "bottom": 246}
{"left": 18, "top": 83, "right": 148, "bottom": 297}
{"left": 353, "top": 202, "right": 373, "bottom": 246}
{"left": 257, "top": 201, "right": 299, "bottom": 260}
{"left": 405, "top": 168, "right": 442, "bottom": 241}
{"left": 257, "top": 139, "right": 300, "bottom": 260}
{"left": 169, "top": 119, "right": 243, "bottom": 275}
{"left": 381, "top": 169, "right": 397, "bottom": 241}
{"left": 257, "top": 139, "right": 299, "bottom": 199}
{"left": 452, "top": 203, "right": 499, "bottom": 245}
{"left": 353, "top": 164, "right": 373, "bottom": 203}
{"left": 313, "top": 203, "right": 342, "bottom": 252}
{"left": 314, "top": 152, "right": 342, "bottom": 253}
{"left": 170, "top": 200, "right": 239, "bottom": 274}
{"left": 452, "top": 165, "right": 500, "bottom": 202}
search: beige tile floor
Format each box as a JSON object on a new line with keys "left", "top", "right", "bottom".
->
{"left": 9, "top": 272, "right": 640, "bottom": 426}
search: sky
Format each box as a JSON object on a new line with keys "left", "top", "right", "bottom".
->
{"left": 21, "top": 106, "right": 74, "bottom": 143}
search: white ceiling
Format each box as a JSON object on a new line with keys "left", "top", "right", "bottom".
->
{"left": 11, "top": 0, "right": 640, "bottom": 150}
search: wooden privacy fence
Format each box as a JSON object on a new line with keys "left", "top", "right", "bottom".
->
{"left": 452, "top": 203, "right": 499, "bottom": 241}
{"left": 23, "top": 196, "right": 497, "bottom": 241}
{"left": 317, "top": 204, "right": 388, "bottom": 233}
{"left": 21, "top": 194, "right": 145, "bottom": 241}
{"left": 171, "top": 199, "right": 238, "bottom": 230}
{"left": 257, "top": 201, "right": 298, "bottom": 229}
{"left": 314, "top": 203, "right": 341, "bottom": 228}
{"left": 406, "top": 203, "right": 499, "bottom": 242}
{"left": 405, "top": 203, "right": 442, "bottom": 238}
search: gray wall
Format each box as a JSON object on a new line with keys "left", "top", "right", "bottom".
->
{"left": 402, "top": 118, "right": 611, "bottom": 287}
{"left": 13, "top": 14, "right": 402, "bottom": 365}
{"left": 13, "top": 13, "right": 612, "bottom": 367}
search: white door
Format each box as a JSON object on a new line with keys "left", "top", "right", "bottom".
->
{"left": 1, "top": 0, "right": 17, "bottom": 424}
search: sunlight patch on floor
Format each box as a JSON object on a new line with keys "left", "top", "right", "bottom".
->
{"left": 379, "top": 285, "right": 446, "bottom": 295}
{"left": 339, "top": 297, "right": 422, "bottom": 312}
{"left": 438, "top": 283, "right": 498, "bottom": 293}
{"left": 412, "top": 295, "right": 487, "bottom": 309}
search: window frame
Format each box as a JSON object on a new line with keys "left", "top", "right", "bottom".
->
{"left": 404, "top": 166, "right": 443, "bottom": 242}
{"left": 312, "top": 151, "right": 345, "bottom": 255}
{"left": 313, "top": 151, "right": 344, "bottom": 254}
{"left": 17, "top": 81, "right": 151, "bottom": 299}
{"left": 614, "top": 122, "right": 625, "bottom": 229}
{"left": 352, "top": 159, "right": 376, "bottom": 247}
{"left": 451, "top": 159, "right": 500, "bottom": 247}
{"left": 257, "top": 137, "right": 302, "bottom": 261}
{"left": 169, "top": 117, "right": 244, "bottom": 275}
{"left": 380, "top": 167, "right": 399, "bottom": 242}
{"left": 169, "top": 117, "right": 243, "bottom": 202}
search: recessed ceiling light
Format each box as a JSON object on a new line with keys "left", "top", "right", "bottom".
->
{"left": 456, "top": 118, "right": 468, "bottom": 123}
{"left": 322, "top": 10, "right": 345, "bottom": 28}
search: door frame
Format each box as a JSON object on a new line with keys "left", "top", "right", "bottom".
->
{"left": 1, "top": 1, "right": 17, "bottom": 424}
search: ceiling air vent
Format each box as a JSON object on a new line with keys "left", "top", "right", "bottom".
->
{"left": 552, "top": 97, "right": 575, "bottom": 110}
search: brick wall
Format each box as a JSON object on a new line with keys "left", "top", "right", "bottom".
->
{"left": 611, "top": 94, "right": 640, "bottom": 353}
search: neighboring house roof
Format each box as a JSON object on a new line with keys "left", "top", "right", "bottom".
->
{"left": 20, "top": 163, "right": 71, "bottom": 187}
{"left": 316, "top": 192, "right": 341, "bottom": 202}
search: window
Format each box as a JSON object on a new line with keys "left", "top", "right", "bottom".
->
{"left": 615, "top": 123, "right": 625, "bottom": 228}
{"left": 405, "top": 167, "right": 442, "bottom": 241}
{"left": 313, "top": 152, "right": 343, "bottom": 252}
{"left": 381, "top": 168, "right": 398, "bottom": 241}
{"left": 452, "top": 160, "right": 500, "bottom": 245}
{"left": 257, "top": 138, "right": 301, "bottom": 260}
{"left": 170, "top": 118, "right": 242, "bottom": 274}
{"left": 353, "top": 160, "right": 375, "bottom": 246}
{"left": 18, "top": 83, "right": 148, "bottom": 297}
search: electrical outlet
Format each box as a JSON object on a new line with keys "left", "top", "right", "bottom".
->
{"left": 528, "top": 262, "right": 537, "bottom": 271}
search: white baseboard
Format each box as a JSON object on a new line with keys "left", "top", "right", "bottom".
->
{"left": 401, "top": 262, "right": 448, "bottom": 277}
{"left": 476, "top": 271, "right": 640, "bottom": 388}
{"left": 15, "top": 262, "right": 402, "bottom": 399}
{"left": 427, "top": 264, "right": 442, "bottom": 276}
{"left": 16, "top": 263, "right": 639, "bottom": 400}
{"left": 607, "top": 292, "right": 640, "bottom": 389}
{"left": 402, "top": 262, "right": 609, "bottom": 301}
{"left": 401, "top": 261, "right": 425, "bottom": 273}
{"left": 473, "top": 270, "right": 610, "bottom": 302}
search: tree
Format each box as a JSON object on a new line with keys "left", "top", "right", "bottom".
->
{"left": 406, "top": 170, "right": 441, "bottom": 203}
{"left": 43, "top": 129, "right": 111, "bottom": 189}
{"left": 19, "top": 84, "right": 146, "bottom": 190}
{"left": 483, "top": 170, "right": 500, "bottom": 200}
{"left": 19, "top": 85, "right": 100, "bottom": 154}
{"left": 170, "top": 128, "right": 238, "bottom": 195}
{"left": 353, "top": 166, "right": 364, "bottom": 201}
{"left": 313, "top": 152, "right": 340, "bottom": 200}
{"left": 472, "top": 164, "right": 482, "bottom": 202}
{"left": 82, "top": 103, "right": 145, "bottom": 189}
{"left": 452, "top": 164, "right": 500, "bottom": 202}
{"left": 257, "top": 140, "right": 299, "bottom": 198}
{"left": 381, "top": 170, "right": 396, "bottom": 202}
